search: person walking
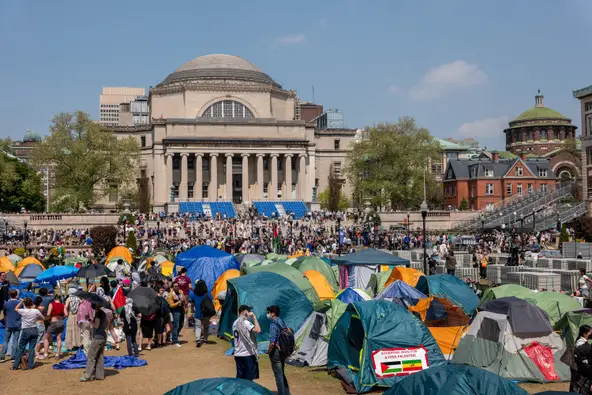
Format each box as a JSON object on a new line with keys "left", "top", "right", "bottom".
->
{"left": 64, "top": 288, "right": 82, "bottom": 351}
{"left": 81, "top": 303, "right": 107, "bottom": 382}
{"left": 232, "top": 305, "right": 260, "bottom": 380}
{"left": 445, "top": 250, "right": 457, "bottom": 277}
{"left": 121, "top": 297, "right": 139, "bottom": 357}
{"left": 11, "top": 297, "right": 44, "bottom": 370}
{"left": 267, "top": 305, "right": 291, "bottom": 395}
{"left": 0, "top": 289, "right": 21, "bottom": 363}
{"left": 167, "top": 282, "right": 185, "bottom": 348}
{"left": 191, "top": 279, "right": 215, "bottom": 347}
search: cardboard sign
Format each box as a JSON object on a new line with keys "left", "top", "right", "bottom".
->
{"left": 371, "top": 346, "right": 429, "bottom": 378}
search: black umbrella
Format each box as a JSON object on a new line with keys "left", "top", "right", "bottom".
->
{"left": 143, "top": 272, "right": 167, "bottom": 283}
{"left": 127, "top": 286, "right": 160, "bottom": 315}
{"left": 6, "top": 270, "right": 20, "bottom": 285}
{"left": 77, "top": 264, "right": 114, "bottom": 279}
{"left": 73, "top": 291, "right": 111, "bottom": 309}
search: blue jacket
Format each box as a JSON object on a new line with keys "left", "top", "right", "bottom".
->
{"left": 3, "top": 299, "right": 21, "bottom": 329}
{"left": 191, "top": 293, "right": 211, "bottom": 320}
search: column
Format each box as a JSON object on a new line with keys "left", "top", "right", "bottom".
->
{"left": 210, "top": 154, "right": 218, "bottom": 201}
{"left": 180, "top": 153, "right": 188, "bottom": 200}
{"left": 257, "top": 154, "right": 264, "bottom": 199}
{"left": 153, "top": 152, "right": 165, "bottom": 204}
{"left": 226, "top": 153, "right": 233, "bottom": 201}
{"left": 285, "top": 155, "right": 292, "bottom": 200}
{"left": 242, "top": 154, "right": 249, "bottom": 203}
{"left": 165, "top": 153, "right": 174, "bottom": 200}
{"left": 270, "top": 154, "right": 278, "bottom": 199}
{"left": 298, "top": 154, "right": 306, "bottom": 199}
{"left": 195, "top": 153, "right": 203, "bottom": 200}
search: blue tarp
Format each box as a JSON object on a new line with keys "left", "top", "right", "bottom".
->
{"left": 176, "top": 246, "right": 240, "bottom": 293}
{"left": 164, "top": 377, "right": 272, "bottom": 395}
{"left": 376, "top": 280, "right": 427, "bottom": 306}
{"left": 52, "top": 349, "right": 147, "bottom": 370}
{"left": 417, "top": 274, "right": 479, "bottom": 315}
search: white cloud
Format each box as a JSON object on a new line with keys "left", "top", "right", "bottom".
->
{"left": 455, "top": 116, "right": 509, "bottom": 149}
{"left": 387, "top": 84, "right": 401, "bottom": 94}
{"left": 274, "top": 34, "right": 307, "bottom": 46}
{"left": 409, "top": 60, "right": 488, "bottom": 101}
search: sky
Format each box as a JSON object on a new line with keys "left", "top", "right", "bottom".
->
{"left": 1, "top": 0, "right": 591, "bottom": 149}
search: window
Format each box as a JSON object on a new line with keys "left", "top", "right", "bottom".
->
{"left": 506, "top": 184, "right": 512, "bottom": 195}
{"left": 540, "top": 184, "right": 548, "bottom": 192}
{"left": 140, "top": 136, "right": 146, "bottom": 148}
{"left": 484, "top": 169, "right": 494, "bottom": 177}
{"left": 201, "top": 100, "right": 254, "bottom": 118}
{"left": 334, "top": 140, "right": 340, "bottom": 150}
{"left": 173, "top": 184, "right": 179, "bottom": 198}
{"left": 528, "top": 184, "right": 533, "bottom": 193}
{"left": 586, "top": 102, "right": 592, "bottom": 112}
{"left": 486, "top": 184, "right": 494, "bottom": 195}
{"left": 202, "top": 182, "right": 208, "bottom": 198}
{"left": 448, "top": 153, "right": 458, "bottom": 160}
{"left": 540, "top": 129, "right": 548, "bottom": 140}
{"left": 188, "top": 183, "right": 194, "bottom": 199}
{"left": 263, "top": 183, "right": 269, "bottom": 194}
{"left": 517, "top": 184, "right": 523, "bottom": 196}
{"left": 108, "top": 183, "right": 118, "bottom": 203}
{"left": 587, "top": 116, "right": 592, "bottom": 137}
{"left": 516, "top": 167, "right": 523, "bottom": 176}
{"left": 291, "top": 160, "right": 296, "bottom": 170}
{"left": 333, "top": 162, "right": 342, "bottom": 177}
{"left": 538, "top": 169, "right": 548, "bottom": 177}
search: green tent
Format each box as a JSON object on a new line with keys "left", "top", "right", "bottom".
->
{"left": 164, "top": 377, "right": 272, "bottom": 395}
{"left": 554, "top": 309, "right": 592, "bottom": 348}
{"left": 243, "top": 263, "right": 320, "bottom": 305}
{"left": 365, "top": 270, "right": 393, "bottom": 297}
{"left": 479, "top": 285, "right": 533, "bottom": 307}
{"left": 63, "top": 257, "right": 89, "bottom": 266}
{"left": 265, "top": 253, "right": 287, "bottom": 262}
{"left": 328, "top": 300, "right": 446, "bottom": 394}
{"left": 292, "top": 256, "right": 340, "bottom": 292}
{"left": 525, "top": 292, "right": 582, "bottom": 327}
{"left": 325, "top": 299, "right": 347, "bottom": 339}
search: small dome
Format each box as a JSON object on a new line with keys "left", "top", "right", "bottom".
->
{"left": 23, "top": 130, "right": 41, "bottom": 142}
{"left": 175, "top": 54, "right": 262, "bottom": 73}
{"left": 513, "top": 107, "right": 568, "bottom": 122}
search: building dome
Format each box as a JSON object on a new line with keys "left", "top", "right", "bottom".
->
{"left": 511, "top": 90, "right": 569, "bottom": 123}
{"left": 159, "top": 54, "right": 279, "bottom": 87}
{"left": 23, "top": 130, "right": 41, "bottom": 142}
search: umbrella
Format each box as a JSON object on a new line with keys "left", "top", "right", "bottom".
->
{"left": 77, "top": 264, "right": 114, "bottom": 278}
{"left": 142, "top": 271, "right": 167, "bottom": 283}
{"left": 34, "top": 265, "right": 79, "bottom": 284}
{"left": 6, "top": 270, "right": 20, "bottom": 285}
{"left": 73, "top": 291, "right": 111, "bottom": 308}
{"left": 127, "top": 286, "right": 160, "bottom": 315}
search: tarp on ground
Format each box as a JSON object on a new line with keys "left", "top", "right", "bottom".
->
{"left": 554, "top": 309, "right": 592, "bottom": 348}
{"left": 164, "top": 378, "right": 272, "bottom": 395}
{"left": 525, "top": 292, "right": 582, "bottom": 327}
{"left": 479, "top": 284, "right": 534, "bottom": 307}
{"left": 383, "top": 364, "right": 529, "bottom": 395}
{"left": 332, "top": 248, "right": 410, "bottom": 267}
{"left": 243, "top": 262, "right": 319, "bottom": 305}
{"left": 292, "top": 256, "right": 340, "bottom": 292}
{"left": 218, "top": 272, "right": 313, "bottom": 342}
{"left": 176, "top": 246, "right": 240, "bottom": 295}
{"left": 366, "top": 270, "right": 392, "bottom": 297}
{"left": 304, "top": 270, "right": 335, "bottom": 300}
{"left": 52, "top": 349, "right": 147, "bottom": 370}
{"left": 106, "top": 246, "right": 133, "bottom": 264}
{"left": 417, "top": 274, "right": 479, "bottom": 316}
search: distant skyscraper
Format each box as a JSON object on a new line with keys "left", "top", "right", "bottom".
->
{"left": 99, "top": 87, "right": 145, "bottom": 126}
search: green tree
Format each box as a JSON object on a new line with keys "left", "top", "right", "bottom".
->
{"left": 345, "top": 118, "right": 441, "bottom": 210}
{"left": 31, "top": 111, "right": 139, "bottom": 211}
{"left": 0, "top": 153, "right": 45, "bottom": 212}
{"left": 126, "top": 230, "right": 138, "bottom": 253}
{"left": 318, "top": 168, "right": 350, "bottom": 211}
{"left": 459, "top": 197, "right": 469, "bottom": 211}
{"left": 560, "top": 223, "right": 570, "bottom": 243}
{"left": 90, "top": 225, "right": 118, "bottom": 257}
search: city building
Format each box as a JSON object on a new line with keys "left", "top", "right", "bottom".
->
{"left": 443, "top": 151, "right": 557, "bottom": 210}
{"left": 99, "top": 87, "right": 146, "bottom": 127}
{"left": 118, "top": 96, "right": 150, "bottom": 127}
{"left": 574, "top": 84, "right": 592, "bottom": 205}
{"left": 432, "top": 138, "right": 470, "bottom": 182}
{"left": 106, "top": 54, "right": 356, "bottom": 212}
{"left": 10, "top": 130, "right": 41, "bottom": 162}
{"left": 297, "top": 101, "right": 324, "bottom": 122}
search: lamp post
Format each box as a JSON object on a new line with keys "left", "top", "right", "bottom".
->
{"left": 288, "top": 213, "right": 294, "bottom": 246}
{"left": 23, "top": 219, "right": 28, "bottom": 256}
{"left": 406, "top": 211, "right": 410, "bottom": 246}
{"left": 364, "top": 198, "right": 372, "bottom": 247}
{"left": 156, "top": 220, "right": 160, "bottom": 248}
{"left": 420, "top": 200, "right": 428, "bottom": 275}
{"left": 532, "top": 208, "right": 536, "bottom": 235}
{"left": 337, "top": 215, "right": 342, "bottom": 256}
{"left": 2, "top": 216, "right": 6, "bottom": 243}
{"left": 480, "top": 213, "right": 484, "bottom": 234}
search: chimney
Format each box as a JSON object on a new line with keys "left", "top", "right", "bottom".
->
{"left": 491, "top": 150, "right": 499, "bottom": 162}
{"left": 519, "top": 152, "right": 527, "bottom": 161}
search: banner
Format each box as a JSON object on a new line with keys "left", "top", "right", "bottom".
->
{"left": 371, "top": 346, "right": 429, "bottom": 378}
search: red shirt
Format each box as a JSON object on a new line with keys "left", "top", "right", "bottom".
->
{"left": 50, "top": 301, "right": 65, "bottom": 317}
{"left": 174, "top": 275, "right": 191, "bottom": 296}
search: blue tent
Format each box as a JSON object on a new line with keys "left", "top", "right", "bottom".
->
{"left": 219, "top": 272, "right": 313, "bottom": 342}
{"left": 164, "top": 378, "right": 272, "bottom": 395}
{"left": 416, "top": 274, "right": 479, "bottom": 315}
{"left": 376, "top": 280, "right": 427, "bottom": 306}
{"left": 176, "top": 246, "right": 240, "bottom": 293}
{"left": 335, "top": 287, "right": 371, "bottom": 304}
{"left": 384, "top": 364, "right": 528, "bottom": 395}
{"left": 17, "top": 264, "right": 44, "bottom": 281}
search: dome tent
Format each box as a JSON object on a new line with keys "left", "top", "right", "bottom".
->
{"left": 176, "top": 246, "right": 240, "bottom": 295}
{"left": 292, "top": 256, "right": 340, "bottom": 292}
{"left": 416, "top": 274, "right": 479, "bottom": 316}
{"left": 328, "top": 300, "right": 445, "bottom": 394}
{"left": 164, "top": 377, "right": 272, "bottom": 395}
{"left": 479, "top": 284, "right": 534, "bottom": 306}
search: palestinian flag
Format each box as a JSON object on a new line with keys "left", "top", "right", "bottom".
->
{"left": 112, "top": 286, "right": 126, "bottom": 314}
{"left": 381, "top": 359, "right": 424, "bottom": 375}
{"left": 273, "top": 223, "right": 280, "bottom": 253}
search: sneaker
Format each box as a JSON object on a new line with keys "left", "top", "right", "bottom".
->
{"left": 0, "top": 358, "right": 7, "bottom": 364}
{"left": 175, "top": 343, "right": 182, "bottom": 348}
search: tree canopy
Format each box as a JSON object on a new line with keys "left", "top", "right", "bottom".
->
{"left": 0, "top": 152, "right": 46, "bottom": 212}
{"left": 345, "top": 118, "right": 442, "bottom": 210}
{"left": 31, "top": 111, "right": 139, "bottom": 211}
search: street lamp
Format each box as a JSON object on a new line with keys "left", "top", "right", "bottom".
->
{"left": 156, "top": 220, "right": 160, "bottom": 248}
{"left": 23, "top": 219, "right": 28, "bottom": 256}
{"left": 2, "top": 216, "right": 6, "bottom": 243}
{"left": 480, "top": 213, "right": 484, "bottom": 234}
{"left": 364, "top": 198, "right": 372, "bottom": 247}
{"left": 406, "top": 211, "right": 410, "bottom": 246}
{"left": 288, "top": 213, "right": 294, "bottom": 246}
{"left": 420, "top": 200, "right": 428, "bottom": 275}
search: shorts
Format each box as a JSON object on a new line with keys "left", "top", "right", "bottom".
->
{"left": 48, "top": 320, "right": 65, "bottom": 335}
{"left": 235, "top": 355, "right": 259, "bottom": 380}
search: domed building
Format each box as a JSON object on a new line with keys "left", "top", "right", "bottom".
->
{"left": 110, "top": 54, "right": 356, "bottom": 213}
{"left": 504, "top": 90, "right": 580, "bottom": 180}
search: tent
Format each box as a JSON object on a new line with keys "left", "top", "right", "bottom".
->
{"left": 376, "top": 280, "right": 427, "bottom": 307}
{"left": 554, "top": 309, "right": 592, "bottom": 348}
{"left": 106, "top": 246, "right": 133, "bottom": 264}
{"left": 176, "top": 246, "right": 240, "bottom": 295}
{"left": 292, "top": 256, "right": 340, "bottom": 292}
{"left": 287, "top": 311, "right": 330, "bottom": 367}
{"left": 211, "top": 269, "right": 240, "bottom": 310}
{"left": 334, "top": 287, "right": 371, "bottom": 304}
{"left": 16, "top": 263, "right": 44, "bottom": 281}
{"left": 384, "top": 267, "right": 428, "bottom": 291}
{"left": 525, "top": 292, "right": 582, "bottom": 327}
{"left": 417, "top": 274, "right": 479, "bottom": 316}
{"left": 0, "top": 256, "right": 15, "bottom": 273}
{"left": 6, "top": 254, "right": 22, "bottom": 265}
{"left": 243, "top": 263, "right": 319, "bottom": 305}
{"left": 366, "top": 270, "right": 393, "bottom": 297}
{"left": 164, "top": 378, "right": 272, "bottom": 395}
{"left": 304, "top": 270, "right": 335, "bottom": 300}
{"left": 325, "top": 299, "right": 348, "bottom": 337}
{"left": 15, "top": 256, "right": 44, "bottom": 275}
{"left": 328, "top": 300, "right": 446, "bottom": 394}
{"left": 63, "top": 257, "right": 89, "bottom": 267}
{"left": 106, "top": 260, "right": 132, "bottom": 276}
{"left": 479, "top": 284, "right": 534, "bottom": 306}
{"left": 453, "top": 297, "right": 570, "bottom": 382}
{"left": 219, "top": 272, "right": 313, "bottom": 342}
{"left": 383, "top": 364, "right": 529, "bottom": 395}
{"left": 236, "top": 253, "right": 264, "bottom": 266}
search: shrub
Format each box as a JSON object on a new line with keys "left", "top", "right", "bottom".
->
{"left": 126, "top": 230, "right": 138, "bottom": 254}
{"left": 459, "top": 198, "right": 469, "bottom": 211}
{"left": 14, "top": 247, "right": 26, "bottom": 257}
{"left": 560, "top": 224, "right": 570, "bottom": 243}
{"left": 90, "top": 225, "right": 118, "bottom": 257}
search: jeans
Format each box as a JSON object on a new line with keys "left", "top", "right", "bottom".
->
{"left": 126, "top": 335, "right": 139, "bottom": 357}
{"left": 172, "top": 309, "right": 182, "bottom": 344}
{"left": 84, "top": 338, "right": 106, "bottom": 380}
{"left": 12, "top": 327, "right": 37, "bottom": 369}
{"left": 447, "top": 269, "right": 456, "bottom": 277}
{"left": 270, "top": 349, "right": 290, "bottom": 395}
{"left": 194, "top": 317, "right": 209, "bottom": 344}
{"left": 1, "top": 327, "right": 21, "bottom": 360}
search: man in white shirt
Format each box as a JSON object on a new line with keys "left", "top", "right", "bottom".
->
{"left": 232, "top": 305, "right": 261, "bottom": 381}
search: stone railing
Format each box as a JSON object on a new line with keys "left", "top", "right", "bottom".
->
{"left": 5, "top": 213, "right": 121, "bottom": 230}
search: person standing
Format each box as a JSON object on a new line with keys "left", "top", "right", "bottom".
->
{"left": 167, "top": 282, "right": 185, "bottom": 348}
{"left": 232, "top": 305, "right": 260, "bottom": 380}
{"left": 191, "top": 279, "right": 215, "bottom": 347}
{"left": 173, "top": 268, "right": 192, "bottom": 327}
{"left": 445, "top": 250, "right": 457, "bottom": 277}
{"left": 121, "top": 297, "right": 139, "bottom": 357}
{"left": 11, "top": 297, "right": 44, "bottom": 370}
{"left": 81, "top": 303, "right": 107, "bottom": 382}
{"left": 0, "top": 289, "right": 21, "bottom": 363}
{"left": 0, "top": 272, "right": 9, "bottom": 312}
{"left": 267, "top": 305, "right": 291, "bottom": 395}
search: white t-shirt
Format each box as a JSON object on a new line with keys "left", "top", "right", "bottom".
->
{"left": 580, "top": 275, "right": 590, "bottom": 290}
{"left": 232, "top": 317, "right": 257, "bottom": 357}
{"left": 17, "top": 309, "right": 44, "bottom": 329}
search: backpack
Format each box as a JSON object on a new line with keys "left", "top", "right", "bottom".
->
{"left": 201, "top": 297, "right": 216, "bottom": 318}
{"left": 273, "top": 322, "right": 295, "bottom": 360}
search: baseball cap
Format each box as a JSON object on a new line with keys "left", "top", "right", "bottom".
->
{"left": 238, "top": 305, "right": 252, "bottom": 314}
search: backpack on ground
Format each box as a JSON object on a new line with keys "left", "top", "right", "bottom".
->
{"left": 274, "top": 323, "right": 295, "bottom": 360}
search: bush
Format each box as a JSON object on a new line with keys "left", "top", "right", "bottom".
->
{"left": 90, "top": 225, "right": 118, "bottom": 257}
{"left": 560, "top": 224, "right": 570, "bottom": 243}
{"left": 571, "top": 216, "right": 592, "bottom": 242}
{"left": 126, "top": 230, "right": 137, "bottom": 253}
{"left": 14, "top": 247, "right": 26, "bottom": 257}
{"left": 459, "top": 198, "right": 469, "bottom": 211}
{"left": 119, "top": 214, "right": 137, "bottom": 225}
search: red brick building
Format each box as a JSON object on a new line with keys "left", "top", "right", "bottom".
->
{"left": 443, "top": 151, "right": 557, "bottom": 210}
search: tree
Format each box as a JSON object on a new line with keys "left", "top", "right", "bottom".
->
{"left": 31, "top": 111, "right": 139, "bottom": 211}
{"left": 571, "top": 216, "right": 592, "bottom": 242}
{"left": 126, "top": 230, "right": 137, "bottom": 253}
{"left": 560, "top": 224, "right": 570, "bottom": 243}
{"left": 345, "top": 118, "right": 441, "bottom": 210}
{"left": 459, "top": 198, "right": 469, "bottom": 211}
{"left": 319, "top": 167, "right": 350, "bottom": 211}
{"left": 90, "top": 225, "right": 118, "bottom": 257}
{"left": 0, "top": 153, "right": 45, "bottom": 212}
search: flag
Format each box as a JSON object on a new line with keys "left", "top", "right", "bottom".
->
{"left": 112, "top": 286, "right": 126, "bottom": 314}
{"left": 273, "top": 223, "right": 279, "bottom": 253}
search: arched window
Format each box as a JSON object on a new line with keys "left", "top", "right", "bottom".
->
{"left": 539, "top": 128, "right": 548, "bottom": 140}
{"left": 201, "top": 100, "right": 254, "bottom": 118}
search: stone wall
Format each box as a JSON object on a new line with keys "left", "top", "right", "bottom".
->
{"left": 6, "top": 214, "right": 120, "bottom": 230}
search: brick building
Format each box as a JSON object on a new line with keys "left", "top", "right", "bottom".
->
{"left": 443, "top": 151, "right": 557, "bottom": 210}
{"left": 574, "top": 84, "right": 592, "bottom": 206}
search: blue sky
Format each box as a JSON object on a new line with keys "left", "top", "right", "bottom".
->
{"left": 1, "top": 0, "right": 591, "bottom": 149}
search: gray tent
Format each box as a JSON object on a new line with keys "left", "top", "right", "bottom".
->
{"left": 286, "top": 312, "right": 329, "bottom": 367}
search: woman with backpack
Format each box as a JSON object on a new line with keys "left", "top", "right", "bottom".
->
{"left": 267, "top": 305, "right": 293, "bottom": 395}
{"left": 191, "top": 279, "right": 215, "bottom": 348}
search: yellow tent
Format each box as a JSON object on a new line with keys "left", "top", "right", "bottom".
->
{"left": 0, "top": 257, "right": 15, "bottom": 273}
{"left": 160, "top": 260, "right": 175, "bottom": 277}
{"left": 106, "top": 246, "right": 133, "bottom": 264}
{"left": 288, "top": 251, "right": 304, "bottom": 259}
{"left": 384, "top": 266, "right": 425, "bottom": 288}
{"left": 212, "top": 269, "right": 241, "bottom": 310}
{"left": 304, "top": 270, "right": 335, "bottom": 301}
{"left": 14, "top": 257, "right": 44, "bottom": 277}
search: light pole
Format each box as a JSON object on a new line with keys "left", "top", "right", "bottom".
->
{"left": 2, "top": 216, "right": 6, "bottom": 243}
{"left": 406, "top": 211, "right": 410, "bottom": 246}
{"left": 532, "top": 208, "right": 536, "bottom": 235}
{"left": 420, "top": 200, "right": 428, "bottom": 275}
{"left": 337, "top": 215, "right": 342, "bottom": 256}
{"left": 23, "top": 219, "right": 28, "bottom": 256}
{"left": 288, "top": 213, "right": 294, "bottom": 246}
{"left": 480, "top": 213, "right": 484, "bottom": 234}
{"left": 364, "top": 198, "right": 372, "bottom": 247}
{"left": 156, "top": 220, "right": 160, "bottom": 248}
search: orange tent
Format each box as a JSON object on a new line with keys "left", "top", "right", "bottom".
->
{"left": 14, "top": 257, "right": 44, "bottom": 277}
{"left": 212, "top": 269, "right": 241, "bottom": 311}
{"left": 0, "top": 256, "right": 15, "bottom": 273}
{"left": 106, "top": 246, "right": 133, "bottom": 264}
{"left": 304, "top": 270, "right": 335, "bottom": 301}
{"left": 288, "top": 251, "right": 304, "bottom": 259}
{"left": 384, "top": 266, "right": 426, "bottom": 288}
